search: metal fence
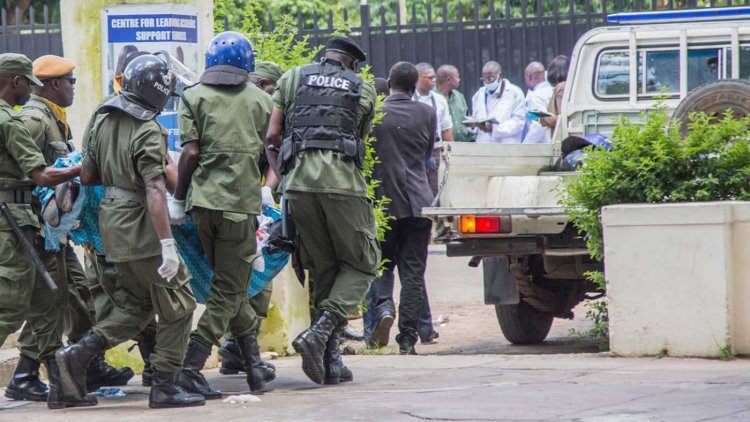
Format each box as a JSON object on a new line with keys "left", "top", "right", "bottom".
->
{"left": 4, "top": 2, "right": 750, "bottom": 97}
{"left": 259, "top": 1, "right": 750, "bottom": 98}
{"left": 0, "top": 5, "right": 62, "bottom": 59}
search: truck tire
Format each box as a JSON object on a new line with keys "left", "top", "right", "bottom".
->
{"left": 672, "top": 79, "right": 750, "bottom": 135}
{"left": 495, "top": 297, "right": 554, "bottom": 345}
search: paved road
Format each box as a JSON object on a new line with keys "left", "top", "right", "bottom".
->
{"left": 2, "top": 246, "right": 748, "bottom": 421}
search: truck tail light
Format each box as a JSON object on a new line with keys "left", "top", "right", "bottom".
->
{"left": 460, "top": 215, "right": 512, "bottom": 234}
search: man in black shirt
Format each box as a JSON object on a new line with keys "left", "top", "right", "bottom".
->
{"left": 364, "top": 62, "right": 437, "bottom": 354}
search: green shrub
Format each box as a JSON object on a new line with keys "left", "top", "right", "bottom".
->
{"left": 560, "top": 106, "right": 750, "bottom": 340}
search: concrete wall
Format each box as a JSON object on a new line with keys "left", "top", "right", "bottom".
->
{"left": 60, "top": 0, "right": 214, "bottom": 149}
{"left": 603, "top": 202, "right": 750, "bottom": 358}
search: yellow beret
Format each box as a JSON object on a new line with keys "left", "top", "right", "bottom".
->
{"left": 32, "top": 55, "right": 75, "bottom": 80}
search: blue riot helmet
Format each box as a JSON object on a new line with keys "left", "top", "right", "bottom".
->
{"left": 205, "top": 31, "right": 254, "bottom": 72}
{"left": 557, "top": 149, "right": 588, "bottom": 171}
{"left": 561, "top": 133, "right": 612, "bottom": 156}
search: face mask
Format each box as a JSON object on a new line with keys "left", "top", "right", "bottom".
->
{"left": 485, "top": 79, "right": 500, "bottom": 93}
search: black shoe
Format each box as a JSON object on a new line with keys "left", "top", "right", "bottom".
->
{"left": 86, "top": 353, "right": 134, "bottom": 392}
{"left": 134, "top": 326, "right": 157, "bottom": 386}
{"left": 44, "top": 357, "right": 98, "bottom": 409}
{"left": 396, "top": 333, "right": 418, "bottom": 356}
{"left": 236, "top": 334, "right": 272, "bottom": 393}
{"left": 175, "top": 340, "right": 222, "bottom": 400}
{"left": 324, "top": 328, "right": 353, "bottom": 385}
{"left": 369, "top": 308, "right": 395, "bottom": 348}
{"left": 419, "top": 330, "right": 439, "bottom": 344}
{"left": 5, "top": 354, "right": 48, "bottom": 402}
{"left": 342, "top": 326, "right": 364, "bottom": 341}
{"left": 292, "top": 310, "right": 339, "bottom": 385}
{"left": 149, "top": 369, "right": 206, "bottom": 409}
{"left": 55, "top": 332, "right": 106, "bottom": 400}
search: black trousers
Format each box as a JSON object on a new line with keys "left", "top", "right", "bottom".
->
{"left": 366, "top": 217, "right": 432, "bottom": 341}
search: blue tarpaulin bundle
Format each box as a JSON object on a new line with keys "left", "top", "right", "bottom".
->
{"left": 71, "top": 185, "right": 289, "bottom": 304}
{"left": 34, "top": 151, "right": 87, "bottom": 250}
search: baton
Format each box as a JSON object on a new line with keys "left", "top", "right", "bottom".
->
{"left": 0, "top": 202, "right": 58, "bottom": 292}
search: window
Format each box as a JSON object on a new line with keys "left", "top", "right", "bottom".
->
{"left": 740, "top": 46, "right": 750, "bottom": 80}
{"left": 596, "top": 50, "right": 630, "bottom": 97}
{"left": 687, "top": 49, "right": 721, "bottom": 91}
{"left": 641, "top": 50, "right": 679, "bottom": 94}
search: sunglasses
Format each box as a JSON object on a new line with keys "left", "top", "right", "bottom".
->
{"left": 54, "top": 77, "right": 77, "bottom": 85}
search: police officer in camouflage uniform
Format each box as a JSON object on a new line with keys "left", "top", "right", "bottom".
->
{"left": 54, "top": 54, "right": 205, "bottom": 409}
{"left": 0, "top": 52, "right": 95, "bottom": 409}
{"left": 6, "top": 56, "right": 134, "bottom": 403}
{"left": 170, "top": 32, "right": 272, "bottom": 397}
{"left": 266, "top": 37, "right": 380, "bottom": 385}
{"left": 218, "top": 59, "right": 284, "bottom": 380}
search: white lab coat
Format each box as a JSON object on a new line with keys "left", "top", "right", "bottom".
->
{"left": 523, "top": 80, "right": 554, "bottom": 144}
{"left": 470, "top": 79, "right": 526, "bottom": 144}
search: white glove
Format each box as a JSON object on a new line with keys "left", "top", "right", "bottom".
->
{"left": 168, "top": 196, "right": 186, "bottom": 225}
{"left": 261, "top": 186, "right": 274, "bottom": 207}
{"left": 158, "top": 239, "right": 180, "bottom": 282}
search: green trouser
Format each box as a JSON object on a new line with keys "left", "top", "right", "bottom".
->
{"left": 17, "top": 242, "right": 97, "bottom": 361}
{"left": 0, "top": 227, "right": 63, "bottom": 361}
{"left": 191, "top": 207, "right": 259, "bottom": 347}
{"left": 91, "top": 256, "right": 195, "bottom": 373}
{"left": 224, "top": 282, "right": 273, "bottom": 341}
{"left": 286, "top": 191, "right": 380, "bottom": 320}
{"left": 84, "top": 250, "right": 158, "bottom": 346}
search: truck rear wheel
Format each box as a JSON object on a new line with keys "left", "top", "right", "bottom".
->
{"left": 673, "top": 79, "right": 750, "bottom": 135}
{"left": 495, "top": 297, "right": 554, "bottom": 345}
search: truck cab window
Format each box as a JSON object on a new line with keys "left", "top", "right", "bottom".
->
{"left": 596, "top": 50, "right": 630, "bottom": 97}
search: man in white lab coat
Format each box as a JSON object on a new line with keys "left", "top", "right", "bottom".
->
{"left": 470, "top": 61, "right": 525, "bottom": 144}
{"left": 522, "top": 61, "right": 554, "bottom": 144}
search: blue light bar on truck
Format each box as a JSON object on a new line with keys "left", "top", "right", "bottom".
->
{"left": 607, "top": 6, "right": 750, "bottom": 24}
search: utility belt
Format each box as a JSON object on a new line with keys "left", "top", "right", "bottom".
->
{"left": 0, "top": 188, "right": 34, "bottom": 204}
{"left": 278, "top": 136, "right": 364, "bottom": 175}
{"left": 104, "top": 186, "right": 145, "bottom": 203}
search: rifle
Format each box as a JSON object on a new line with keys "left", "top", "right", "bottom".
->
{"left": 0, "top": 202, "right": 58, "bottom": 292}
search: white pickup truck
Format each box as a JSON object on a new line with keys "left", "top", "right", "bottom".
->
{"left": 424, "top": 7, "right": 750, "bottom": 344}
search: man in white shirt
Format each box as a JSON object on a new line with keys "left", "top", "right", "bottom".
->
{"left": 522, "top": 61, "right": 554, "bottom": 144}
{"left": 413, "top": 62, "right": 453, "bottom": 143}
{"left": 470, "top": 61, "right": 526, "bottom": 144}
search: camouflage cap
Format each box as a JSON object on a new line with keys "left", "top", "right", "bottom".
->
{"left": 0, "top": 53, "right": 43, "bottom": 86}
{"left": 251, "top": 61, "right": 284, "bottom": 83}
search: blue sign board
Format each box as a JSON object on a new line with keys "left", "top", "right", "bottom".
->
{"left": 107, "top": 14, "right": 198, "bottom": 43}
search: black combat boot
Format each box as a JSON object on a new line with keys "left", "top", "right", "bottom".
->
{"left": 218, "top": 338, "right": 244, "bottom": 375}
{"left": 220, "top": 336, "right": 276, "bottom": 381}
{"left": 175, "top": 340, "right": 222, "bottom": 400}
{"left": 86, "top": 353, "right": 134, "bottom": 392}
{"left": 44, "top": 357, "right": 98, "bottom": 409}
{"left": 4, "top": 354, "right": 48, "bottom": 401}
{"left": 149, "top": 369, "right": 206, "bottom": 409}
{"left": 236, "top": 334, "right": 271, "bottom": 393}
{"left": 324, "top": 328, "right": 353, "bottom": 385}
{"left": 135, "top": 329, "right": 157, "bottom": 386}
{"left": 292, "top": 310, "right": 339, "bottom": 384}
{"left": 55, "top": 332, "right": 106, "bottom": 400}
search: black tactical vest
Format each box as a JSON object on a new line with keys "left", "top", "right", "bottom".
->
{"left": 291, "top": 60, "right": 363, "bottom": 153}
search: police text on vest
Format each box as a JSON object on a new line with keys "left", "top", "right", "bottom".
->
{"left": 306, "top": 75, "right": 351, "bottom": 90}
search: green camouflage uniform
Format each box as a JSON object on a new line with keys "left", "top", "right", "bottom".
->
{"left": 179, "top": 81, "right": 271, "bottom": 347}
{"left": 273, "top": 67, "right": 380, "bottom": 320}
{"left": 82, "top": 109, "right": 195, "bottom": 373}
{"left": 0, "top": 99, "right": 63, "bottom": 361}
